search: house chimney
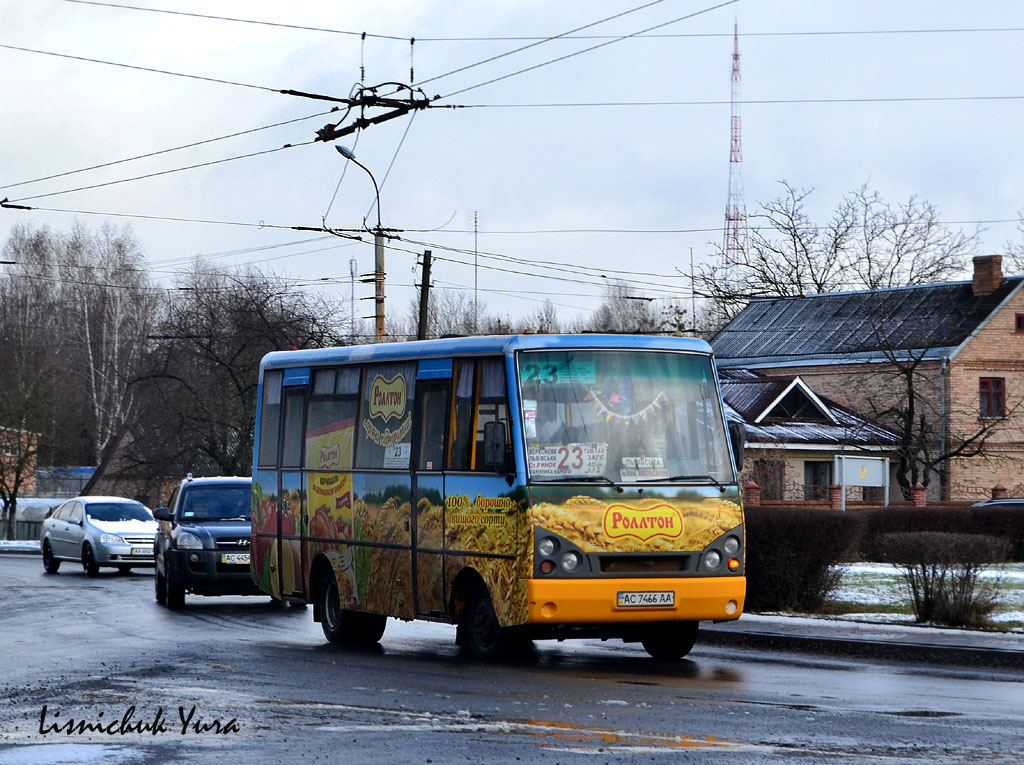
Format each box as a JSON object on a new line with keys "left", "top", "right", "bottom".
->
{"left": 972, "top": 255, "right": 1003, "bottom": 296}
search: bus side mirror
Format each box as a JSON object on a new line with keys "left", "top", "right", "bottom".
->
{"left": 482, "top": 421, "right": 507, "bottom": 469}
{"left": 728, "top": 421, "right": 745, "bottom": 473}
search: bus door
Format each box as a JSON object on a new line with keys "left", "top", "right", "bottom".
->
{"left": 411, "top": 358, "right": 452, "bottom": 617}
{"left": 278, "top": 371, "right": 307, "bottom": 600}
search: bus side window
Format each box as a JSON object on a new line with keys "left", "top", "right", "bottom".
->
{"left": 281, "top": 389, "right": 306, "bottom": 468}
{"left": 473, "top": 358, "right": 510, "bottom": 472}
{"left": 257, "top": 370, "right": 283, "bottom": 467}
{"left": 448, "top": 360, "right": 475, "bottom": 471}
{"left": 305, "top": 366, "right": 358, "bottom": 470}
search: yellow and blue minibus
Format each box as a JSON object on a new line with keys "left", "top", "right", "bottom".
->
{"left": 251, "top": 334, "right": 745, "bottom": 659}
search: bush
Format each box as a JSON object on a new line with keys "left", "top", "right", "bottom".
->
{"left": 874, "top": 532, "right": 1010, "bottom": 627}
{"left": 744, "top": 507, "right": 864, "bottom": 613}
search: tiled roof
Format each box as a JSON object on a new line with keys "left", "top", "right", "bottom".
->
{"left": 712, "top": 277, "right": 1024, "bottom": 365}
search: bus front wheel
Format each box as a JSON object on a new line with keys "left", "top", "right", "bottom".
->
{"left": 640, "top": 621, "right": 699, "bottom": 660}
{"left": 319, "top": 573, "right": 385, "bottom": 646}
{"left": 463, "top": 585, "right": 509, "bottom": 660}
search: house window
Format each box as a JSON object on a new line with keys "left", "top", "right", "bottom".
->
{"left": 751, "top": 458, "right": 784, "bottom": 501}
{"left": 804, "top": 461, "right": 832, "bottom": 501}
{"left": 1016, "top": 314, "right": 1024, "bottom": 334}
{"left": 979, "top": 377, "right": 1006, "bottom": 418}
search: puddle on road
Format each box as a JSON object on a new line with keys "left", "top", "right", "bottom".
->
{"left": 302, "top": 699, "right": 736, "bottom": 754}
{"left": 0, "top": 743, "right": 144, "bottom": 765}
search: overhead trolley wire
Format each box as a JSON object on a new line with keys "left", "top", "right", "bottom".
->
{"left": 4, "top": 141, "right": 317, "bottom": 204}
{"left": 0, "top": 109, "right": 339, "bottom": 191}
{"left": 439, "top": 0, "right": 738, "bottom": 99}
{"left": 54, "top": 2, "right": 1024, "bottom": 41}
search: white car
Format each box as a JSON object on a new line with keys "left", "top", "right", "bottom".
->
{"left": 41, "top": 496, "right": 158, "bottom": 575}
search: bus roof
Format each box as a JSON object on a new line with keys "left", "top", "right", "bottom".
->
{"left": 260, "top": 334, "right": 713, "bottom": 372}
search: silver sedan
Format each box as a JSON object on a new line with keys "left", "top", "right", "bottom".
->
{"left": 40, "top": 496, "right": 158, "bottom": 575}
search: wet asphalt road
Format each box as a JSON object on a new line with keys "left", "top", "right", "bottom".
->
{"left": 1, "top": 554, "right": 1023, "bottom": 764}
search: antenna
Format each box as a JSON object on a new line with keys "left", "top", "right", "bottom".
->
{"left": 723, "top": 22, "right": 748, "bottom": 266}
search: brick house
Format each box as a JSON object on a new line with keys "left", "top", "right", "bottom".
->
{"left": 712, "top": 255, "right": 1024, "bottom": 501}
{"left": 719, "top": 368, "right": 898, "bottom": 502}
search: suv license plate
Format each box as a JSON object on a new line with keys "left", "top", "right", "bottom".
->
{"left": 220, "top": 553, "right": 250, "bottom": 565}
{"left": 130, "top": 546, "right": 153, "bottom": 556}
{"left": 617, "top": 591, "right": 675, "bottom": 608}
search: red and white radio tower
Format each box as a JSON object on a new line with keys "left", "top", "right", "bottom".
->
{"left": 723, "top": 22, "right": 748, "bottom": 266}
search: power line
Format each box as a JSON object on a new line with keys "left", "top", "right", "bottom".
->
{"left": 0, "top": 109, "right": 338, "bottom": 191}
{"left": 0, "top": 43, "right": 351, "bottom": 103}
{"left": 52, "top": 3, "right": 1024, "bottom": 42}
{"left": 57, "top": 0, "right": 409, "bottom": 40}
{"left": 440, "top": 0, "right": 739, "bottom": 99}
{"left": 448, "top": 94, "right": 1024, "bottom": 108}
{"left": 5, "top": 141, "right": 316, "bottom": 203}
{"left": 417, "top": 0, "right": 667, "bottom": 87}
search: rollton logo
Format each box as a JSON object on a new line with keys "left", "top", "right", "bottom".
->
{"left": 368, "top": 374, "right": 407, "bottom": 422}
{"left": 318, "top": 442, "right": 341, "bottom": 469}
{"left": 602, "top": 503, "right": 684, "bottom": 541}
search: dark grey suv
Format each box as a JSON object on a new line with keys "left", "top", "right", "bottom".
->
{"left": 153, "top": 475, "right": 260, "bottom": 609}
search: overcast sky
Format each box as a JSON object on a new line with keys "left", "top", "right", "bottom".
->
{"left": 2, "top": 0, "right": 1023, "bottom": 334}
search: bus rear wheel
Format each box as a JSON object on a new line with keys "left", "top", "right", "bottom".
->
{"left": 640, "top": 621, "right": 699, "bottom": 660}
{"left": 319, "top": 573, "right": 385, "bottom": 645}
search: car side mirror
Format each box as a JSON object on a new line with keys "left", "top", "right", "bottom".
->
{"left": 482, "top": 421, "right": 507, "bottom": 470}
{"left": 69, "top": 517, "right": 82, "bottom": 526}
{"left": 728, "top": 421, "right": 746, "bottom": 473}
{"left": 153, "top": 507, "right": 173, "bottom": 523}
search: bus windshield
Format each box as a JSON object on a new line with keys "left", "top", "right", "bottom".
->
{"left": 519, "top": 349, "right": 734, "bottom": 485}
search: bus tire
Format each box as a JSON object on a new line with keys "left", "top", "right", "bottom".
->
{"left": 463, "top": 585, "right": 509, "bottom": 660}
{"left": 319, "top": 573, "right": 385, "bottom": 645}
{"left": 640, "top": 621, "right": 699, "bottom": 660}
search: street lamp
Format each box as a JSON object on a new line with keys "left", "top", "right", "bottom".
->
{"left": 335, "top": 144, "right": 386, "bottom": 342}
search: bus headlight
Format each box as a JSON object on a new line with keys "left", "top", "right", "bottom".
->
{"left": 704, "top": 550, "right": 722, "bottom": 570}
{"left": 560, "top": 551, "right": 581, "bottom": 572}
{"left": 723, "top": 536, "right": 740, "bottom": 555}
{"left": 537, "top": 536, "right": 558, "bottom": 558}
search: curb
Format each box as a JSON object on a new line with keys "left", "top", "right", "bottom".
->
{"left": 698, "top": 625, "right": 1024, "bottom": 670}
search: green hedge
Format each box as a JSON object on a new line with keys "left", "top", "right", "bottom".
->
{"left": 853, "top": 506, "right": 1024, "bottom": 561}
{"left": 744, "top": 506, "right": 864, "bottom": 612}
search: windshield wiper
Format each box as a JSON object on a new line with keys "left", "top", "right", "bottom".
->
{"left": 212, "top": 516, "right": 250, "bottom": 522}
{"left": 540, "top": 475, "right": 624, "bottom": 493}
{"left": 635, "top": 474, "right": 727, "bottom": 492}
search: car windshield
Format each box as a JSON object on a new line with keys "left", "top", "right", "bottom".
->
{"left": 180, "top": 485, "right": 251, "bottom": 521}
{"left": 85, "top": 502, "right": 152, "bottom": 523}
{"left": 519, "top": 349, "right": 734, "bottom": 485}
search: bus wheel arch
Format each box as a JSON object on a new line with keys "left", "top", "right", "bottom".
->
{"left": 309, "top": 555, "right": 334, "bottom": 625}
{"left": 450, "top": 569, "right": 512, "bottom": 660}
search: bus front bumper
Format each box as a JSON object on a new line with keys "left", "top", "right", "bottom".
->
{"left": 526, "top": 576, "right": 745, "bottom": 624}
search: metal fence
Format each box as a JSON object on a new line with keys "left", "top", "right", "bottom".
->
{"left": 0, "top": 520, "right": 42, "bottom": 541}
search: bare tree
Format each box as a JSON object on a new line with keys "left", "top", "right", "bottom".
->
{"left": 129, "top": 263, "right": 348, "bottom": 479}
{"left": 571, "top": 281, "right": 662, "bottom": 334}
{"left": 696, "top": 181, "right": 978, "bottom": 319}
{"left": 58, "top": 224, "right": 156, "bottom": 464}
{"left": 0, "top": 227, "right": 65, "bottom": 537}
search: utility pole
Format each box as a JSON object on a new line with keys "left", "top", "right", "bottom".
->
{"left": 374, "top": 229, "right": 386, "bottom": 342}
{"left": 417, "top": 250, "right": 432, "bottom": 341}
{"left": 473, "top": 211, "right": 479, "bottom": 334}
{"left": 349, "top": 257, "right": 357, "bottom": 343}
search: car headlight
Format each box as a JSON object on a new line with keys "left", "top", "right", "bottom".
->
{"left": 100, "top": 533, "right": 126, "bottom": 544}
{"left": 537, "top": 536, "right": 558, "bottom": 557}
{"left": 705, "top": 550, "right": 722, "bottom": 569}
{"left": 560, "top": 551, "right": 581, "bottom": 572}
{"left": 176, "top": 531, "right": 203, "bottom": 550}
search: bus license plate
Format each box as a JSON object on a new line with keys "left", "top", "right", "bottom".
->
{"left": 130, "top": 546, "right": 153, "bottom": 557}
{"left": 617, "top": 591, "right": 675, "bottom": 608}
{"left": 220, "top": 553, "right": 250, "bottom": 565}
